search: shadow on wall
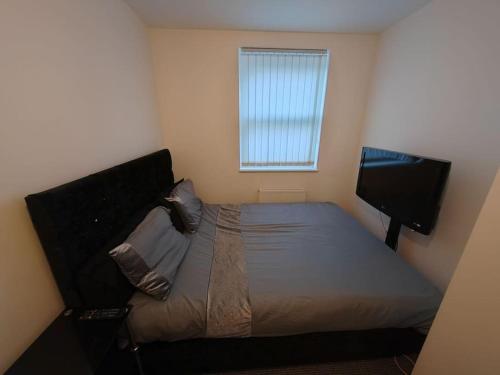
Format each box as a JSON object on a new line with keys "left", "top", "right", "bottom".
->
{"left": 401, "top": 226, "right": 435, "bottom": 248}
{"left": 0, "top": 197, "right": 63, "bottom": 371}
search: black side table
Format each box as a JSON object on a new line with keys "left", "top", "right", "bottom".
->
{"left": 6, "top": 307, "right": 144, "bottom": 375}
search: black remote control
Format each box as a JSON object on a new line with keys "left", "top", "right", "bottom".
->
{"left": 78, "top": 307, "right": 128, "bottom": 320}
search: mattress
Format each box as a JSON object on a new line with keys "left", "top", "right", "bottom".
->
{"left": 128, "top": 202, "right": 442, "bottom": 343}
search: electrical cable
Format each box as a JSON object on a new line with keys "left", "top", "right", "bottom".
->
{"left": 379, "top": 211, "right": 387, "bottom": 233}
{"left": 403, "top": 354, "right": 416, "bottom": 366}
{"left": 393, "top": 356, "right": 409, "bottom": 375}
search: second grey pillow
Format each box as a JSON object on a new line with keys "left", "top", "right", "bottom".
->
{"left": 166, "top": 179, "right": 203, "bottom": 233}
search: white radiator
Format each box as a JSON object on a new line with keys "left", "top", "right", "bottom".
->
{"left": 258, "top": 188, "right": 306, "bottom": 203}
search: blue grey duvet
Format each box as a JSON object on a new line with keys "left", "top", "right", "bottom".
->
{"left": 128, "top": 203, "right": 441, "bottom": 343}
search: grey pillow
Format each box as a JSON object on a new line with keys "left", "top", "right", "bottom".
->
{"left": 166, "top": 179, "right": 202, "bottom": 233}
{"left": 109, "top": 206, "right": 189, "bottom": 300}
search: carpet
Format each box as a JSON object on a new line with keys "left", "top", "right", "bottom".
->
{"left": 206, "top": 354, "right": 416, "bottom": 375}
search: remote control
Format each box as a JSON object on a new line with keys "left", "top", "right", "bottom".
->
{"left": 78, "top": 307, "right": 128, "bottom": 320}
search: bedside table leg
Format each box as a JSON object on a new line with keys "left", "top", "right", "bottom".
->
{"left": 126, "top": 321, "right": 145, "bottom": 375}
{"left": 131, "top": 344, "right": 145, "bottom": 375}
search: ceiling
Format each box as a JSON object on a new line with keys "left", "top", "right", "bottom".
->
{"left": 124, "top": 0, "right": 431, "bottom": 33}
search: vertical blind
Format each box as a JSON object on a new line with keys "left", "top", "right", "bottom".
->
{"left": 239, "top": 47, "right": 329, "bottom": 171}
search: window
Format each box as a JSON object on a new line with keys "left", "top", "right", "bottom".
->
{"left": 238, "top": 48, "right": 329, "bottom": 171}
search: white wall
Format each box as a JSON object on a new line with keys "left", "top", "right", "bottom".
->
{"left": 351, "top": 0, "right": 500, "bottom": 290}
{"left": 414, "top": 169, "right": 500, "bottom": 374}
{"left": 150, "top": 29, "right": 378, "bottom": 206}
{"left": 0, "top": 0, "right": 161, "bottom": 371}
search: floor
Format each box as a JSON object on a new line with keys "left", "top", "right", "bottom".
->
{"left": 207, "top": 354, "right": 416, "bottom": 375}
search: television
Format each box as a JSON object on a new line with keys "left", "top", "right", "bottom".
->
{"left": 356, "top": 147, "right": 451, "bottom": 248}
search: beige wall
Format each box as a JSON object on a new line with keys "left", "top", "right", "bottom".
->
{"left": 150, "top": 29, "right": 378, "bottom": 206}
{"left": 0, "top": 0, "right": 161, "bottom": 371}
{"left": 351, "top": 0, "right": 500, "bottom": 290}
{"left": 414, "top": 168, "right": 500, "bottom": 374}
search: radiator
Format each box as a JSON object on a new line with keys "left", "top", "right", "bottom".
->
{"left": 258, "top": 188, "right": 306, "bottom": 203}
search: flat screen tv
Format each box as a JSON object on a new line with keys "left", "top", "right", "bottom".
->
{"left": 356, "top": 147, "right": 451, "bottom": 240}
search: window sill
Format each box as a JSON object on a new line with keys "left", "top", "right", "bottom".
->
{"left": 239, "top": 167, "right": 319, "bottom": 173}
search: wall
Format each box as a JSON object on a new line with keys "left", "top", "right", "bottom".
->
{"left": 150, "top": 29, "right": 378, "bottom": 205}
{"left": 351, "top": 0, "right": 500, "bottom": 290}
{"left": 0, "top": 0, "right": 161, "bottom": 371}
{"left": 413, "top": 168, "right": 500, "bottom": 374}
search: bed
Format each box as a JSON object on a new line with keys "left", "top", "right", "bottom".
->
{"left": 129, "top": 202, "right": 440, "bottom": 343}
{"left": 25, "top": 149, "right": 440, "bottom": 370}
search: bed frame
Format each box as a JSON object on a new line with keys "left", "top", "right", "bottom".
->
{"left": 25, "top": 149, "right": 425, "bottom": 372}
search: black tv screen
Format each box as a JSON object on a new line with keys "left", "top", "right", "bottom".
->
{"left": 356, "top": 147, "right": 451, "bottom": 235}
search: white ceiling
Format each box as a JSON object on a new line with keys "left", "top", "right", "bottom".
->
{"left": 124, "top": 0, "right": 431, "bottom": 33}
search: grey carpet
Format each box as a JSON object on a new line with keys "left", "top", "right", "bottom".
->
{"left": 206, "top": 354, "right": 416, "bottom": 375}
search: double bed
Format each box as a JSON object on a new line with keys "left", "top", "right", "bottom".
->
{"left": 25, "top": 149, "right": 441, "bottom": 369}
{"left": 129, "top": 202, "right": 439, "bottom": 343}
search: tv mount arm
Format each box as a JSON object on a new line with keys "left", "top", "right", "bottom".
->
{"left": 385, "top": 217, "right": 402, "bottom": 251}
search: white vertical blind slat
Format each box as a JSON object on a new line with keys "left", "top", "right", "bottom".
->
{"left": 239, "top": 48, "right": 329, "bottom": 170}
{"left": 239, "top": 53, "right": 247, "bottom": 163}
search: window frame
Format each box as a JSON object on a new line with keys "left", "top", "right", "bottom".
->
{"left": 238, "top": 47, "right": 330, "bottom": 173}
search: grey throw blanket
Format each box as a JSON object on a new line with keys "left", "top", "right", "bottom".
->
{"left": 206, "top": 204, "right": 252, "bottom": 337}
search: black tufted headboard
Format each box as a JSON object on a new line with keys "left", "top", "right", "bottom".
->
{"left": 25, "top": 149, "right": 175, "bottom": 308}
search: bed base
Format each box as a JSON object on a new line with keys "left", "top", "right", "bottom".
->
{"left": 124, "top": 328, "right": 425, "bottom": 374}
